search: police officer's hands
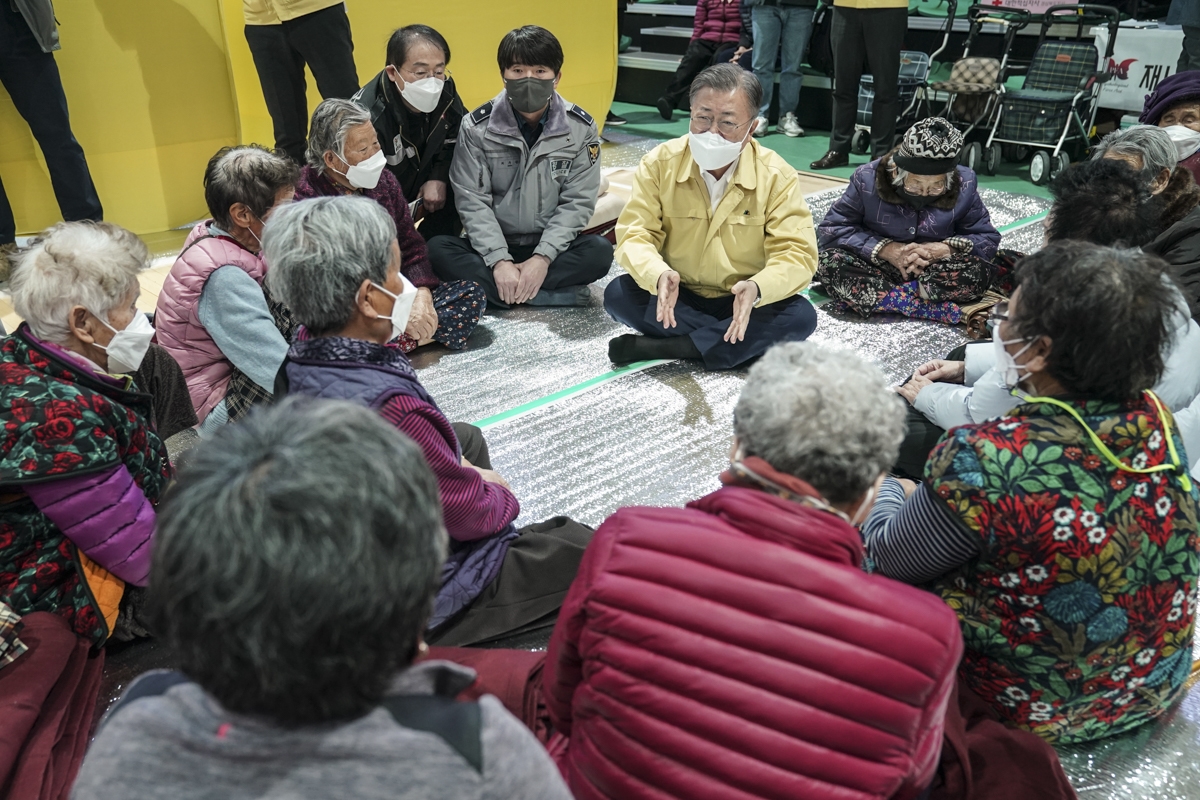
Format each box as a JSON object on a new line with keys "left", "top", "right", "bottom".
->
{"left": 724, "top": 280, "right": 758, "bottom": 344}
{"left": 656, "top": 270, "right": 680, "bottom": 328}
{"left": 494, "top": 260, "right": 521, "bottom": 305}
{"left": 514, "top": 255, "right": 550, "bottom": 304}
{"left": 420, "top": 180, "right": 448, "bottom": 213}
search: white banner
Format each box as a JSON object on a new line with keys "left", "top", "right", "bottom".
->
{"left": 1093, "top": 25, "right": 1186, "bottom": 114}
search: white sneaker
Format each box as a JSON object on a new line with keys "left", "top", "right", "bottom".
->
{"left": 752, "top": 115, "right": 769, "bottom": 137}
{"left": 779, "top": 112, "right": 804, "bottom": 138}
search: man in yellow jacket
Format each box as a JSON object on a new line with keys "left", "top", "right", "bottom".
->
{"left": 605, "top": 64, "right": 819, "bottom": 370}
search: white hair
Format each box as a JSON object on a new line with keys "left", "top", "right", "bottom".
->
{"left": 306, "top": 98, "right": 372, "bottom": 173}
{"left": 1091, "top": 124, "right": 1178, "bottom": 179}
{"left": 10, "top": 221, "right": 147, "bottom": 344}
{"left": 263, "top": 195, "right": 397, "bottom": 335}
{"left": 734, "top": 342, "right": 906, "bottom": 503}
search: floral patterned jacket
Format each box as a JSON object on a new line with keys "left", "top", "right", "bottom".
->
{"left": 926, "top": 394, "right": 1200, "bottom": 744}
{"left": 0, "top": 326, "right": 172, "bottom": 646}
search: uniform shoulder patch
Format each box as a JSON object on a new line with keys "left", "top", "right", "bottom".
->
{"left": 469, "top": 101, "right": 494, "bottom": 125}
{"left": 567, "top": 104, "right": 594, "bottom": 126}
{"left": 586, "top": 141, "right": 600, "bottom": 166}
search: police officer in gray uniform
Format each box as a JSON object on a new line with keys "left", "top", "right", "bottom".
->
{"left": 428, "top": 26, "right": 613, "bottom": 309}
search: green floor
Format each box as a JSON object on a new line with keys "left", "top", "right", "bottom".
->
{"left": 607, "top": 101, "right": 1053, "bottom": 201}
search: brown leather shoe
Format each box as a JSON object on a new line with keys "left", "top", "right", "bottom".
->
{"left": 809, "top": 150, "right": 849, "bottom": 170}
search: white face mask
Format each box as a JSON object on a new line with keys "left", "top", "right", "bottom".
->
{"left": 95, "top": 311, "right": 155, "bottom": 374}
{"left": 992, "top": 323, "right": 1035, "bottom": 390}
{"left": 338, "top": 149, "right": 387, "bottom": 190}
{"left": 398, "top": 75, "right": 444, "bottom": 114}
{"left": 1163, "top": 125, "right": 1200, "bottom": 162}
{"left": 371, "top": 274, "right": 418, "bottom": 340}
{"left": 688, "top": 127, "right": 750, "bottom": 172}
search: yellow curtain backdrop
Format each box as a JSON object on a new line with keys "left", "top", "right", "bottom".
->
{"left": 0, "top": 1, "right": 616, "bottom": 239}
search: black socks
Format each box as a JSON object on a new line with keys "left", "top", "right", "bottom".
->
{"left": 608, "top": 334, "right": 702, "bottom": 365}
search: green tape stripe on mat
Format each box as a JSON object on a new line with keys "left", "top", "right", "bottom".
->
{"left": 474, "top": 359, "right": 669, "bottom": 429}
{"left": 473, "top": 207, "right": 1049, "bottom": 430}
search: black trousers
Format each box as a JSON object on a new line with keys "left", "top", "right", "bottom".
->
{"left": 603, "top": 273, "right": 819, "bottom": 370}
{"left": 244, "top": 4, "right": 360, "bottom": 164}
{"left": 893, "top": 342, "right": 969, "bottom": 479}
{"left": 0, "top": 5, "right": 102, "bottom": 244}
{"left": 662, "top": 39, "right": 722, "bottom": 107}
{"left": 829, "top": 6, "right": 908, "bottom": 158}
{"left": 427, "top": 234, "right": 614, "bottom": 310}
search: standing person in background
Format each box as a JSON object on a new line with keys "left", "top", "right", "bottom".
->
{"left": 655, "top": 0, "right": 743, "bottom": 120}
{"left": 355, "top": 24, "right": 468, "bottom": 240}
{"left": 607, "top": 1, "right": 628, "bottom": 126}
{"left": 745, "top": 0, "right": 817, "bottom": 138}
{"left": 810, "top": 0, "right": 909, "bottom": 169}
{"left": 242, "top": 0, "right": 360, "bottom": 165}
{"left": 1169, "top": 0, "right": 1200, "bottom": 72}
{"left": 429, "top": 26, "right": 612, "bottom": 309}
{"left": 0, "top": 0, "right": 103, "bottom": 282}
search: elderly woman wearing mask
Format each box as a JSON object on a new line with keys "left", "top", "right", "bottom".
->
{"left": 1140, "top": 70, "right": 1200, "bottom": 185}
{"left": 1092, "top": 124, "right": 1200, "bottom": 322}
{"left": 264, "top": 196, "right": 591, "bottom": 647}
{"left": 817, "top": 118, "right": 1001, "bottom": 323}
{"left": 865, "top": 241, "right": 1199, "bottom": 745}
{"left": 0, "top": 223, "right": 172, "bottom": 790}
{"left": 156, "top": 145, "right": 299, "bottom": 433}
{"left": 294, "top": 98, "right": 484, "bottom": 354}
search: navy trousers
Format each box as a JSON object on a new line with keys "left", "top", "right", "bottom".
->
{"left": 604, "top": 274, "right": 818, "bottom": 370}
{"left": 0, "top": 5, "right": 103, "bottom": 244}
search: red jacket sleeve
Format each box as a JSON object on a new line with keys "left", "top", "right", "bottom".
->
{"left": 379, "top": 396, "right": 519, "bottom": 541}
{"left": 543, "top": 513, "right": 621, "bottom": 736}
{"left": 692, "top": 0, "right": 709, "bottom": 39}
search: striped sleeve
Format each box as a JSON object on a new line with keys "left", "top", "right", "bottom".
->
{"left": 860, "top": 477, "right": 981, "bottom": 584}
{"left": 378, "top": 396, "right": 520, "bottom": 541}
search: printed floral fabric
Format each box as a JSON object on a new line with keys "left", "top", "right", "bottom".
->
{"left": 926, "top": 394, "right": 1200, "bottom": 743}
{"left": 815, "top": 247, "right": 992, "bottom": 320}
{"left": 396, "top": 280, "right": 487, "bottom": 353}
{"left": 0, "top": 327, "right": 172, "bottom": 645}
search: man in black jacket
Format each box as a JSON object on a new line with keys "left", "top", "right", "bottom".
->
{"left": 355, "top": 25, "right": 466, "bottom": 240}
{"left": 0, "top": 0, "right": 102, "bottom": 281}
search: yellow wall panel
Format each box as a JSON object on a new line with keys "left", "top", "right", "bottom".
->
{"left": 1, "top": 1, "right": 616, "bottom": 239}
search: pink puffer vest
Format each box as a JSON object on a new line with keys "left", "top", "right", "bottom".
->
{"left": 155, "top": 222, "right": 266, "bottom": 421}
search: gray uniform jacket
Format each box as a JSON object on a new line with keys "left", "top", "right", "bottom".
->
{"left": 451, "top": 90, "right": 602, "bottom": 267}
{"left": 13, "top": 0, "right": 58, "bottom": 52}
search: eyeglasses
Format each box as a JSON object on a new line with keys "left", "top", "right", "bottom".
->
{"left": 401, "top": 66, "right": 450, "bottom": 81}
{"left": 690, "top": 115, "right": 752, "bottom": 137}
{"left": 902, "top": 180, "right": 947, "bottom": 197}
{"left": 988, "top": 301, "right": 1010, "bottom": 325}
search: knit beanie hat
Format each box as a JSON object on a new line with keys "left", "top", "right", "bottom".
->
{"left": 1139, "top": 71, "right": 1200, "bottom": 125}
{"left": 893, "top": 118, "right": 963, "bottom": 175}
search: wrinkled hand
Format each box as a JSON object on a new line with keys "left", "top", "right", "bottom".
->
{"left": 896, "top": 478, "right": 919, "bottom": 497}
{"left": 731, "top": 46, "right": 750, "bottom": 62}
{"left": 494, "top": 260, "right": 520, "bottom": 305}
{"left": 656, "top": 270, "right": 681, "bottom": 328}
{"left": 513, "top": 255, "right": 550, "bottom": 304}
{"left": 420, "top": 180, "right": 447, "bottom": 213}
{"left": 472, "top": 465, "right": 511, "bottom": 489}
{"left": 879, "top": 242, "right": 910, "bottom": 271}
{"left": 404, "top": 287, "right": 438, "bottom": 343}
{"left": 724, "top": 280, "right": 758, "bottom": 343}
{"left": 895, "top": 370, "right": 933, "bottom": 405}
{"left": 916, "top": 358, "right": 966, "bottom": 384}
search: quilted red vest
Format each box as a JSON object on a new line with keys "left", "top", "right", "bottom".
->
{"left": 694, "top": 0, "right": 742, "bottom": 43}
{"left": 154, "top": 222, "right": 266, "bottom": 421}
{"left": 545, "top": 464, "right": 964, "bottom": 800}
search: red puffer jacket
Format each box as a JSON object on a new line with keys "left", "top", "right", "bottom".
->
{"left": 693, "top": 0, "right": 742, "bottom": 43}
{"left": 544, "top": 459, "right": 964, "bottom": 800}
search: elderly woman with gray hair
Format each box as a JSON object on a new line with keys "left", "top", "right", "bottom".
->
{"left": 817, "top": 118, "right": 1002, "bottom": 323}
{"left": 264, "top": 195, "right": 592, "bottom": 647}
{"left": 1093, "top": 124, "right": 1200, "bottom": 321}
{"left": 294, "top": 98, "right": 484, "bottom": 353}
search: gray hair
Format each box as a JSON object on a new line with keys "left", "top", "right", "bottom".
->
{"left": 689, "top": 62, "right": 763, "bottom": 119}
{"left": 10, "top": 221, "right": 147, "bottom": 343}
{"left": 734, "top": 342, "right": 906, "bottom": 503}
{"left": 148, "top": 396, "right": 447, "bottom": 726}
{"left": 1091, "top": 124, "right": 1178, "bottom": 180}
{"left": 203, "top": 145, "right": 298, "bottom": 231}
{"left": 263, "top": 195, "right": 397, "bottom": 335}
{"left": 306, "top": 98, "right": 372, "bottom": 172}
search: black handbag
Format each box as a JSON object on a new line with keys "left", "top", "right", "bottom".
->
{"left": 807, "top": 1, "right": 835, "bottom": 77}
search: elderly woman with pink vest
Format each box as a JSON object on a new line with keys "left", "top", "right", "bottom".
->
{"left": 155, "top": 145, "right": 299, "bottom": 433}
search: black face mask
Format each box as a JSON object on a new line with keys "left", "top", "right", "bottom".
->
{"left": 505, "top": 77, "right": 556, "bottom": 114}
{"left": 899, "top": 187, "right": 941, "bottom": 210}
